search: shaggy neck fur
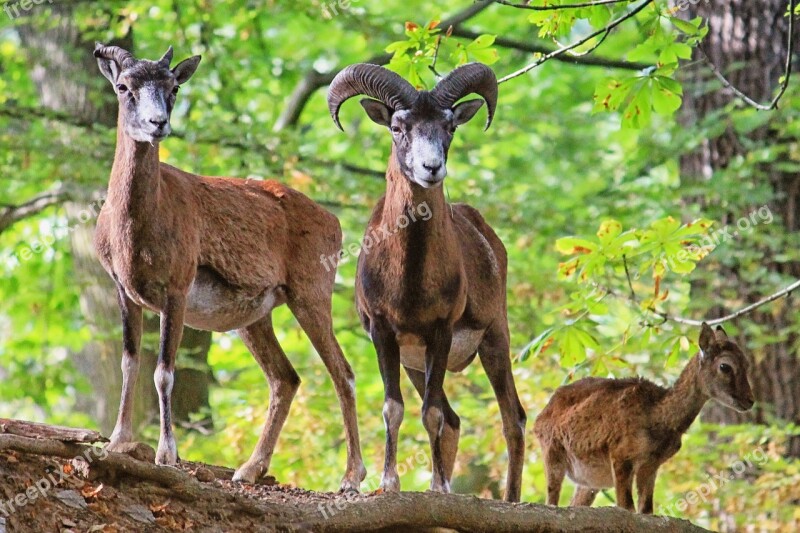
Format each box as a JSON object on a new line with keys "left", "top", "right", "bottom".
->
{"left": 655, "top": 354, "right": 709, "bottom": 434}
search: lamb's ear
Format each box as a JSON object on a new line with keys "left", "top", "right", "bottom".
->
{"left": 173, "top": 55, "right": 202, "bottom": 85}
{"left": 714, "top": 324, "right": 729, "bottom": 341}
{"left": 452, "top": 99, "right": 484, "bottom": 126}
{"left": 360, "top": 99, "right": 392, "bottom": 127}
{"left": 699, "top": 322, "right": 715, "bottom": 356}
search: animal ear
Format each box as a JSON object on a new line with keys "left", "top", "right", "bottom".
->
{"left": 96, "top": 55, "right": 121, "bottom": 86}
{"left": 452, "top": 99, "right": 484, "bottom": 126}
{"left": 172, "top": 55, "right": 202, "bottom": 85}
{"left": 699, "top": 322, "right": 715, "bottom": 355}
{"left": 714, "top": 325, "right": 729, "bottom": 341}
{"left": 359, "top": 99, "right": 392, "bottom": 127}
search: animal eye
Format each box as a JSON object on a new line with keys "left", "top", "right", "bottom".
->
{"left": 450, "top": 125, "right": 457, "bottom": 134}
{"left": 116, "top": 84, "right": 128, "bottom": 94}
{"left": 719, "top": 363, "right": 732, "bottom": 374}
{"left": 172, "top": 86, "right": 180, "bottom": 95}
{"left": 391, "top": 126, "right": 402, "bottom": 135}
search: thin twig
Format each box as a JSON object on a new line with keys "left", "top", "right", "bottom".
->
{"left": 698, "top": 0, "right": 796, "bottom": 111}
{"left": 655, "top": 279, "right": 800, "bottom": 327}
{"left": 497, "top": 0, "right": 653, "bottom": 83}
{"left": 493, "top": 0, "right": 633, "bottom": 10}
{"left": 429, "top": 35, "right": 443, "bottom": 79}
{"left": 563, "top": 28, "right": 610, "bottom": 57}
{"left": 622, "top": 255, "right": 637, "bottom": 302}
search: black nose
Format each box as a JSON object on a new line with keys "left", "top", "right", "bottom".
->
{"left": 149, "top": 119, "right": 167, "bottom": 129}
{"left": 423, "top": 162, "right": 442, "bottom": 174}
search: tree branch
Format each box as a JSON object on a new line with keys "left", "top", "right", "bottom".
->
{"left": 1, "top": 425, "right": 711, "bottom": 533}
{"left": 656, "top": 278, "right": 800, "bottom": 327}
{"left": 698, "top": 0, "right": 795, "bottom": 111}
{"left": 452, "top": 27, "right": 650, "bottom": 70}
{"left": 0, "top": 187, "right": 73, "bottom": 234}
{"left": 498, "top": 0, "right": 654, "bottom": 83}
{"left": 493, "top": 0, "right": 634, "bottom": 10}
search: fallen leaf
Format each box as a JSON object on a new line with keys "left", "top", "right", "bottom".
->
{"left": 150, "top": 500, "right": 170, "bottom": 514}
{"left": 81, "top": 482, "right": 104, "bottom": 499}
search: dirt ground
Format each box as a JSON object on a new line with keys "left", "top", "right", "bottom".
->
{"left": 0, "top": 450, "right": 361, "bottom": 532}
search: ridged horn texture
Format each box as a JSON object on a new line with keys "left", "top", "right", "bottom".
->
{"left": 432, "top": 63, "right": 498, "bottom": 130}
{"left": 159, "top": 46, "right": 174, "bottom": 67}
{"left": 327, "top": 63, "right": 418, "bottom": 131}
{"left": 93, "top": 43, "right": 137, "bottom": 70}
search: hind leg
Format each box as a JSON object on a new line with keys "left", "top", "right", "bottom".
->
{"left": 478, "top": 322, "right": 526, "bottom": 502}
{"left": 288, "top": 296, "right": 366, "bottom": 492}
{"left": 232, "top": 315, "right": 300, "bottom": 483}
{"left": 542, "top": 441, "right": 567, "bottom": 506}
{"left": 405, "top": 366, "right": 460, "bottom": 486}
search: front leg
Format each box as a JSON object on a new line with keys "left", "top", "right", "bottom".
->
{"left": 372, "top": 316, "right": 403, "bottom": 492}
{"left": 422, "top": 321, "right": 453, "bottom": 493}
{"left": 108, "top": 282, "right": 143, "bottom": 450}
{"left": 154, "top": 294, "right": 186, "bottom": 466}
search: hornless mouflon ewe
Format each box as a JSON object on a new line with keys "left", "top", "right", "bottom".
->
{"left": 327, "top": 63, "right": 527, "bottom": 502}
{"left": 534, "top": 322, "right": 755, "bottom": 513}
{"left": 92, "top": 44, "right": 365, "bottom": 491}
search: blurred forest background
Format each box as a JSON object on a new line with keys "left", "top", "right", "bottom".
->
{"left": 1, "top": 0, "right": 799, "bottom": 530}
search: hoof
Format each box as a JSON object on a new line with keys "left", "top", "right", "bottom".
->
{"left": 379, "top": 474, "right": 400, "bottom": 493}
{"left": 338, "top": 464, "right": 367, "bottom": 493}
{"left": 107, "top": 441, "right": 156, "bottom": 463}
{"left": 155, "top": 440, "right": 178, "bottom": 466}
{"left": 232, "top": 461, "right": 266, "bottom": 484}
{"left": 428, "top": 480, "right": 451, "bottom": 494}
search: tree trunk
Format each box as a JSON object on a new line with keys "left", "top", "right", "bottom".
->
{"left": 16, "top": 4, "right": 213, "bottom": 436}
{"left": 680, "top": 0, "right": 800, "bottom": 455}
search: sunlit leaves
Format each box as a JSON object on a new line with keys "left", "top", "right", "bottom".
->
{"left": 546, "top": 216, "right": 713, "bottom": 370}
{"left": 593, "top": 72, "right": 683, "bottom": 128}
{"left": 386, "top": 20, "right": 498, "bottom": 88}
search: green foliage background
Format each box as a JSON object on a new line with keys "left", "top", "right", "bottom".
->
{"left": 1, "top": 1, "right": 798, "bottom": 530}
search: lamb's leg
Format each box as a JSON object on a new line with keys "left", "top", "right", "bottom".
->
{"left": 478, "top": 323, "right": 527, "bottom": 502}
{"left": 404, "top": 366, "right": 460, "bottom": 484}
{"left": 289, "top": 301, "right": 366, "bottom": 492}
{"left": 107, "top": 283, "right": 143, "bottom": 450}
{"left": 635, "top": 464, "right": 659, "bottom": 514}
{"left": 542, "top": 443, "right": 566, "bottom": 506}
{"left": 154, "top": 295, "right": 186, "bottom": 466}
{"left": 232, "top": 315, "right": 300, "bottom": 483}
{"left": 612, "top": 459, "right": 635, "bottom": 511}
{"left": 570, "top": 486, "right": 599, "bottom": 507}
{"left": 421, "top": 323, "right": 454, "bottom": 493}
{"left": 372, "top": 316, "right": 403, "bottom": 493}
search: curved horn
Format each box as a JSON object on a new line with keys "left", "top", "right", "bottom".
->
{"left": 431, "top": 63, "right": 498, "bottom": 130}
{"left": 93, "top": 43, "right": 137, "bottom": 70}
{"left": 159, "top": 46, "right": 174, "bottom": 67}
{"left": 327, "top": 63, "right": 418, "bottom": 131}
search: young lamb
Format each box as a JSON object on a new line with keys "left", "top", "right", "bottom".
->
{"left": 534, "top": 322, "right": 754, "bottom": 513}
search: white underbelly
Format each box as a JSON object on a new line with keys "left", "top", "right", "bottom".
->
{"left": 185, "top": 271, "right": 280, "bottom": 332}
{"left": 399, "top": 329, "right": 485, "bottom": 372}
{"left": 567, "top": 456, "right": 614, "bottom": 489}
